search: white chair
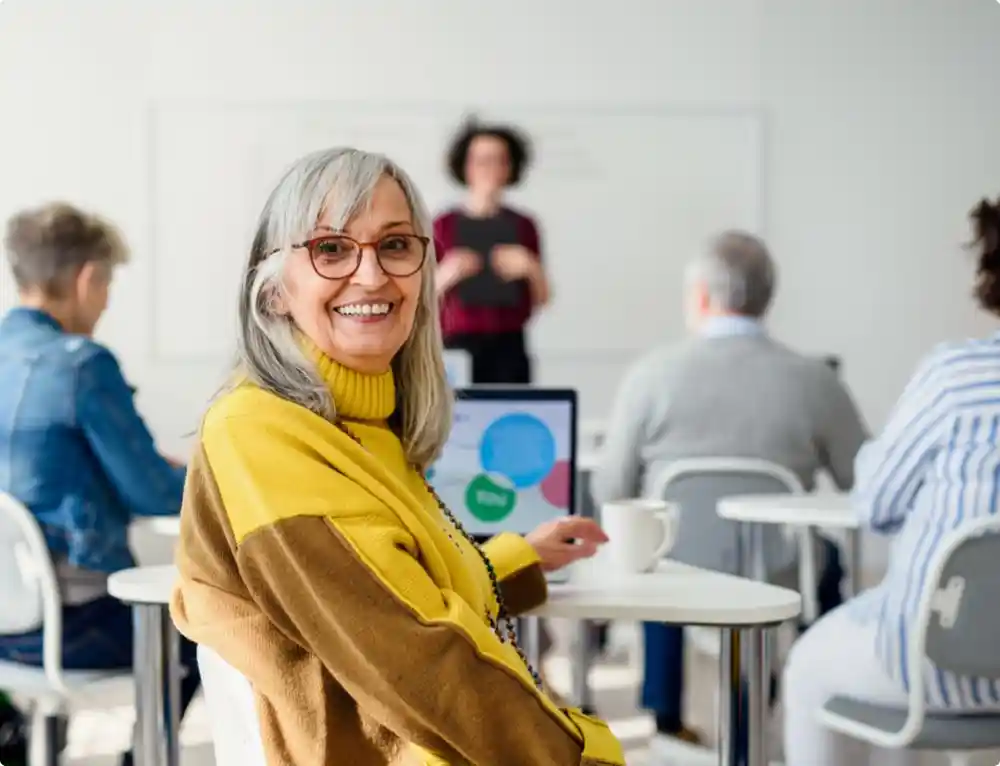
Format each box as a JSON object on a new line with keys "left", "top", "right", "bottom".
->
{"left": 819, "top": 515, "right": 1000, "bottom": 766}
{"left": 649, "top": 458, "right": 808, "bottom": 659}
{"left": 197, "top": 645, "right": 266, "bottom": 766}
{"left": 0, "top": 492, "right": 132, "bottom": 766}
{"left": 442, "top": 349, "right": 472, "bottom": 388}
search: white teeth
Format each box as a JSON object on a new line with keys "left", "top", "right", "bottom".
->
{"left": 335, "top": 302, "right": 392, "bottom": 317}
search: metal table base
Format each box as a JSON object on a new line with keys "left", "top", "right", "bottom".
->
{"left": 132, "top": 603, "right": 182, "bottom": 766}
{"left": 719, "top": 626, "right": 769, "bottom": 766}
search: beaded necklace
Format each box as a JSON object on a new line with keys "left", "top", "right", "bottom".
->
{"left": 335, "top": 421, "right": 542, "bottom": 690}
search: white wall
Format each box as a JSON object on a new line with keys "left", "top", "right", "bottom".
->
{"left": 1, "top": 0, "right": 998, "bottom": 569}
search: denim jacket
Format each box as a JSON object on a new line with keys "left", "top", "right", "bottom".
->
{"left": 0, "top": 308, "right": 185, "bottom": 573}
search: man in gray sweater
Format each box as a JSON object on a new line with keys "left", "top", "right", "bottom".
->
{"left": 592, "top": 231, "right": 868, "bottom": 753}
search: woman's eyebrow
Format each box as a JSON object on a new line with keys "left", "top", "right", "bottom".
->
{"left": 309, "top": 220, "right": 414, "bottom": 238}
{"left": 379, "top": 220, "right": 415, "bottom": 232}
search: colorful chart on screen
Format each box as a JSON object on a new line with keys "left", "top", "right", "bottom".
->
{"left": 428, "top": 399, "right": 573, "bottom": 536}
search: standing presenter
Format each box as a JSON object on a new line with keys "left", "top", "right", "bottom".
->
{"left": 434, "top": 119, "right": 551, "bottom": 384}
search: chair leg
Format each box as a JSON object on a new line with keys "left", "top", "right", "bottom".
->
{"left": 28, "top": 709, "right": 60, "bottom": 766}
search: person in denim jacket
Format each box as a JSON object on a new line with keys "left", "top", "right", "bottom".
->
{"left": 0, "top": 203, "right": 199, "bottom": 766}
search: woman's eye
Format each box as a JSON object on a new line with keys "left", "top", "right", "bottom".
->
{"left": 380, "top": 236, "right": 409, "bottom": 252}
{"left": 315, "top": 239, "right": 351, "bottom": 256}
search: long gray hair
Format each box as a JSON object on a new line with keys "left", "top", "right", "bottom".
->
{"left": 232, "top": 147, "right": 451, "bottom": 469}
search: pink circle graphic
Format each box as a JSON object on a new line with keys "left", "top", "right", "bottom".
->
{"left": 539, "top": 460, "right": 571, "bottom": 509}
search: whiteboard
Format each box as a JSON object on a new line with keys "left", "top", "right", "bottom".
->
{"left": 148, "top": 103, "right": 762, "bottom": 361}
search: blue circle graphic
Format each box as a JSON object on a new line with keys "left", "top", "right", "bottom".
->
{"left": 479, "top": 413, "right": 556, "bottom": 489}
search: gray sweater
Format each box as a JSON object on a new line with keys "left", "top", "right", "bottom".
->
{"left": 592, "top": 333, "right": 868, "bottom": 570}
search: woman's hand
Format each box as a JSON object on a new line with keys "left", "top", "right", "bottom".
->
{"left": 436, "top": 248, "right": 482, "bottom": 295}
{"left": 491, "top": 245, "right": 538, "bottom": 281}
{"left": 525, "top": 517, "right": 609, "bottom": 572}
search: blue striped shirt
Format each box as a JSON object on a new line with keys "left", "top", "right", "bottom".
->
{"left": 851, "top": 335, "right": 1000, "bottom": 709}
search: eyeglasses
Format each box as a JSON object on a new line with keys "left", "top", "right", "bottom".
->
{"left": 286, "top": 233, "right": 430, "bottom": 280}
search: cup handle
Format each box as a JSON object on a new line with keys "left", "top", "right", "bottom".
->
{"left": 650, "top": 510, "right": 675, "bottom": 560}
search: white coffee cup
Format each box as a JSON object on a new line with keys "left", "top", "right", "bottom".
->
{"left": 599, "top": 499, "right": 678, "bottom": 575}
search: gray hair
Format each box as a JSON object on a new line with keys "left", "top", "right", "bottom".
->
{"left": 233, "top": 147, "right": 451, "bottom": 469}
{"left": 3, "top": 202, "right": 128, "bottom": 296}
{"left": 685, "top": 230, "right": 776, "bottom": 317}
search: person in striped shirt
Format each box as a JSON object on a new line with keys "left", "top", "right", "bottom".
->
{"left": 783, "top": 197, "right": 1000, "bottom": 766}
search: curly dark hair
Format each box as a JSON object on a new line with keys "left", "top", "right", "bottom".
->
{"left": 971, "top": 196, "right": 1000, "bottom": 314}
{"left": 446, "top": 118, "right": 532, "bottom": 187}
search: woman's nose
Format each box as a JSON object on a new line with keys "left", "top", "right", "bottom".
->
{"left": 351, "top": 248, "right": 389, "bottom": 286}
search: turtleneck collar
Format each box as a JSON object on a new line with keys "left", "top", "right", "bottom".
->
{"left": 299, "top": 336, "right": 396, "bottom": 421}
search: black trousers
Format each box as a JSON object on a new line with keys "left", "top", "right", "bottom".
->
{"left": 444, "top": 330, "right": 532, "bottom": 385}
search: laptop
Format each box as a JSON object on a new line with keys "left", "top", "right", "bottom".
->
{"left": 427, "top": 387, "right": 578, "bottom": 581}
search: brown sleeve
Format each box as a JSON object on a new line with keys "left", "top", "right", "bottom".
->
{"left": 481, "top": 532, "right": 548, "bottom": 616}
{"left": 236, "top": 516, "right": 613, "bottom": 766}
{"left": 498, "top": 564, "right": 548, "bottom": 615}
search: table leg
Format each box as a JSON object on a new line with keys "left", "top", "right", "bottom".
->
{"left": 750, "top": 523, "right": 767, "bottom": 582}
{"left": 570, "top": 621, "right": 595, "bottom": 712}
{"left": 519, "top": 617, "right": 543, "bottom": 672}
{"left": 844, "top": 528, "right": 863, "bottom": 598}
{"left": 798, "top": 526, "right": 819, "bottom": 624}
{"left": 745, "top": 627, "right": 768, "bottom": 766}
{"left": 132, "top": 604, "right": 181, "bottom": 766}
{"left": 717, "top": 628, "right": 742, "bottom": 766}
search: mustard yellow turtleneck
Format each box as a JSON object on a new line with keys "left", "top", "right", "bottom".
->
{"left": 299, "top": 336, "right": 397, "bottom": 421}
{"left": 170, "top": 346, "right": 625, "bottom": 766}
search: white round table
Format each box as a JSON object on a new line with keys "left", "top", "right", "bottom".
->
{"left": 108, "top": 565, "right": 181, "bottom": 766}
{"left": 530, "top": 559, "right": 801, "bottom": 766}
{"left": 718, "top": 493, "right": 857, "bottom": 529}
{"left": 717, "top": 493, "right": 861, "bottom": 623}
{"left": 131, "top": 516, "right": 182, "bottom": 537}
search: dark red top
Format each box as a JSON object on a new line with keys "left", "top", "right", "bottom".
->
{"left": 433, "top": 207, "right": 542, "bottom": 338}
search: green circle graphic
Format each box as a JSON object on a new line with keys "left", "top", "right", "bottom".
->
{"left": 465, "top": 473, "right": 517, "bottom": 522}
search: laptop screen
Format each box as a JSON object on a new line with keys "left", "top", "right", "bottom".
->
{"left": 427, "top": 389, "right": 576, "bottom": 538}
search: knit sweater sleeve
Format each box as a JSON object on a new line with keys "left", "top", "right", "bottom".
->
{"left": 482, "top": 532, "right": 549, "bottom": 615}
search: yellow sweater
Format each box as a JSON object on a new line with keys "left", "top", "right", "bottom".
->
{"left": 170, "top": 351, "right": 624, "bottom": 766}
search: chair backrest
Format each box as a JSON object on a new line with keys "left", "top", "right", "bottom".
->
{"left": 0, "top": 492, "right": 68, "bottom": 692}
{"left": 917, "top": 516, "right": 1000, "bottom": 681}
{"left": 0, "top": 492, "right": 59, "bottom": 636}
{"left": 649, "top": 458, "right": 804, "bottom": 576}
{"left": 198, "top": 645, "right": 267, "bottom": 766}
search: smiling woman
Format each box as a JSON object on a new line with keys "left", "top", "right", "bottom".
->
{"left": 170, "top": 147, "right": 620, "bottom": 766}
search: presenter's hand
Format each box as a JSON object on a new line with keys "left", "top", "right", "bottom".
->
{"left": 438, "top": 248, "right": 482, "bottom": 286}
{"left": 525, "top": 517, "right": 609, "bottom": 572}
{"left": 491, "top": 245, "right": 536, "bottom": 281}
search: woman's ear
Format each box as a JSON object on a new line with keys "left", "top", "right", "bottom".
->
{"left": 262, "top": 284, "right": 289, "bottom": 316}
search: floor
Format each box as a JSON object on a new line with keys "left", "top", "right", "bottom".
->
{"left": 58, "top": 620, "right": 999, "bottom": 765}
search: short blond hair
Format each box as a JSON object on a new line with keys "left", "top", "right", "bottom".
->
{"left": 3, "top": 202, "right": 129, "bottom": 296}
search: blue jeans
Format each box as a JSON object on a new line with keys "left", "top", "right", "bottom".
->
{"left": 0, "top": 595, "right": 200, "bottom": 766}
{"left": 642, "top": 538, "right": 845, "bottom": 751}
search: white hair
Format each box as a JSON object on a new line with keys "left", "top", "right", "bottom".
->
{"left": 232, "top": 147, "right": 451, "bottom": 469}
{"left": 685, "top": 230, "right": 776, "bottom": 317}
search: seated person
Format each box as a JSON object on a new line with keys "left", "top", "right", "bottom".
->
{"left": 593, "top": 231, "right": 868, "bottom": 754}
{"left": 170, "top": 147, "right": 624, "bottom": 764}
{"left": 0, "top": 203, "right": 198, "bottom": 766}
{"left": 783, "top": 198, "right": 1000, "bottom": 766}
